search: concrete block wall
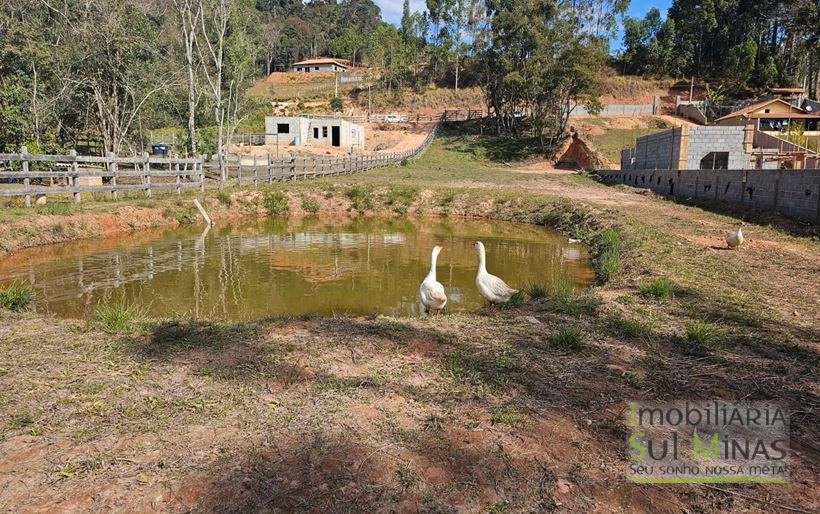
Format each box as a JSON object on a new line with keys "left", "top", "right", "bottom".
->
{"left": 625, "top": 129, "right": 680, "bottom": 170}
{"left": 599, "top": 168, "right": 820, "bottom": 223}
{"left": 685, "top": 126, "right": 748, "bottom": 169}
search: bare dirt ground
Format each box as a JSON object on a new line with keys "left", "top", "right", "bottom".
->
{"left": 0, "top": 135, "right": 817, "bottom": 512}
{"left": 228, "top": 122, "right": 436, "bottom": 158}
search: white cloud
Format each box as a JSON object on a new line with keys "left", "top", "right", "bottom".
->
{"left": 373, "top": 0, "right": 428, "bottom": 25}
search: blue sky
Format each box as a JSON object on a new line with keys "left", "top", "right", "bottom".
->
{"left": 373, "top": 0, "right": 672, "bottom": 52}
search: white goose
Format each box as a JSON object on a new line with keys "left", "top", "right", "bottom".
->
{"left": 419, "top": 246, "right": 447, "bottom": 315}
{"left": 474, "top": 241, "right": 518, "bottom": 304}
{"left": 726, "top": 223, "right": 745, "bottom": 250}
{"left": 726, "top": 226, "right": 744, "bottom": 249}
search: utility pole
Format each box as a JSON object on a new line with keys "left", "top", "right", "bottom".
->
{"left": 689, "top": 76, "right": 695, "bottom": 102}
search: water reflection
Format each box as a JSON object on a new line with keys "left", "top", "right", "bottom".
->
{"left": 0, "top": 217, "right": 595, "bottom": 320}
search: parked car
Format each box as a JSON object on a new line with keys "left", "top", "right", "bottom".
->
{"left": 384, "top": 113, "right": 407, "bottom": 123}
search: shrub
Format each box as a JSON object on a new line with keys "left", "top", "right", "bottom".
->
{"left": 329, "top": 97, "right": 344, "bottom": 112}
{"left": 264, "top": 192, "right": 289, "bottom": 215}
{"left": 91, "top": 304, "right": 143, "bottom": 334}
{"left": 0, "top": 282, "right": 36, "bottom": 311}
{"left": 301, "top": 196, "right": 320, "bottom": 214}
{"left": 639, "top": 277, "right": 673, "bottom": 300}
{"left": 552, "top": 328, "right": 586, "bottom": 352}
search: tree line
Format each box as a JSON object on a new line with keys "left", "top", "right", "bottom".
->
{"left": 618, "top": 0, "right": 820, "bottom": 98}
{"left": 0, "top": 0, "right": 624, "bottom": 158}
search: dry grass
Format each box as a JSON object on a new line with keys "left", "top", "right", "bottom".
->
{"left": 0, "top": 129, "right": 818, "bottom": 512}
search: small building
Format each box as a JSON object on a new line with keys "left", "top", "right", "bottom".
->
{"left": 621, "top": 125, "right": 753, "bottom": 171}
{"left": 621, "top": 123, "right": 819, "bottom": 171}
{"left": 264, "top": 116, "right": 365, "bottom": 150}
{"left": 291, "top": 58, "right": 348, "bottom": 73}
{"left": 715, "top": 97, "right": 820, "bottom": 150}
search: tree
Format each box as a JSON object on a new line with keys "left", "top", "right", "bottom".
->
{"left": 481, "top": 0, "right": 608, "bottom": 151}
{"left": 173, "top": 0, "right": 202, "bottom": 156}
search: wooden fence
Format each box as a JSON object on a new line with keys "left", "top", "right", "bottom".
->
{"left": 212, "top": 124, "right": 438, "bottom": 185}
{"left": 0, "top": 149, "right": 204, "bottom": 207}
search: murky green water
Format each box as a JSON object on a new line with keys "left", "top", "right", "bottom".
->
{"left": 0, "top": 217, "right": 594, "bottom": 320}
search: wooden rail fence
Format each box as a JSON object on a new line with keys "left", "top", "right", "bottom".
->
{"left": 1, "top": 124, "right": 437, "bottom": 206}
{"left": 212, "top": 124, "right": 438, "bottom": 185}
{"left": 0, "top": 149, "right": 204, "bottom": 206}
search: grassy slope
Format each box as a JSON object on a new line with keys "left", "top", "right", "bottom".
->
{"left": 0, "top": 132, "right": 818, "bottom": 512}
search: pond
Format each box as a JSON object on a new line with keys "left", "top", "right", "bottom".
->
{"left": 0, "top": 217, "right": 595, "bottom": 320}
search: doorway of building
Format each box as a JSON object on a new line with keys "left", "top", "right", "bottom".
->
{"left": 331, "top": 126, "right": 340, "bottom": 147}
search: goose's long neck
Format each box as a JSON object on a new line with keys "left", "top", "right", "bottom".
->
{"left": 478, "top": 245, "right": 487, "bottom": 273}
{"left": 428, "top": 250, "right": 439, "bottom": 280}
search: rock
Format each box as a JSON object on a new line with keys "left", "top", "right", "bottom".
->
{"left": 35, "top": 195, "right": 47, "bottom": 205}
{"left": 516, "top": 315, "right": 542, "bottom": 325}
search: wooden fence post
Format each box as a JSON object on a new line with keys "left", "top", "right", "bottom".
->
{"left": 267, "top": 153, "right": 273, "bottom": 184}
{"left": 237, "top": 154, "right": 243, "bottom": 186}
{"left": 174, "top": 155, "right": 182, "bottom": 195}
{"left": 143, "top": 152, "right": 152, "bottom": 198}
{"left": 109, "top": 152, "right": 118, "bottom": 199}
{"left": 253, "top": 154, "right": 258, "bottom": 188}
{"left": 70, "top": 149, "right": 80, "bottom": 204}
{"left": 199, "top": 158, "right": 205, "bottom": 193}
{"left": 20, "top": 146, "right": 31, "bottom": 207}
{"left": 290, "top": 157, "right": 296, "bottom": 181}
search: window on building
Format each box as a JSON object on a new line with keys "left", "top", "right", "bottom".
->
{"left": 764, "top": 109, "right": 771, "bottom": 113}
{"left": 277, "top": 123, "right": 289, "bottom": 134}
{"left": 699, "top": 152, "right": 729, "bottom": 170}
{"left": 314, "top": 66, "right": 319, "bottom": 70}
{"left": 322, "top": 126, "right": 328, "bottom": 137}
{"left": 296, "top": 67, "right": 301, "bottom": 72}
{"left": 313, "top": 127, "right": 319, "bottom": 139}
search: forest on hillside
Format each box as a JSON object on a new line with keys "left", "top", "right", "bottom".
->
{"left": 0, "top": 0, "right": 818, "bottom": 159}
{"left": 617, "top": 0, "right": 819, "bottom": 96}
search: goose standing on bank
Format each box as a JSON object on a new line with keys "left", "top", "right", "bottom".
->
{"left": 419, "top": 246, "right": 447, "bottom": 315}
{"left": 726, "top": 226, "right": 745, "bottom": 249}
{"left": 474, "top": 241, "right": 518, "bottom": 304}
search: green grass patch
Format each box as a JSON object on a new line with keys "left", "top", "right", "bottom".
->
{"left": 91, "top": 304, "right": 144, "bottom": 334}
{"left": 608, "top": 312, "right": 652, "bottom": 340}
{"left": 555, "top": 293, "right": 600, "bottom": 317}
{"left": 685, "top": 321, "right": 717, "bottom": 347}
{"left": 490, "top": 407, "right": 525, "bottom": 427}
{"left": 264, "top": 192, "right": 290, "bottom": 215}
{"left": 385, "top": 185, "right": 419, "bottom": 214}
{"left": 300, "top": 196, "right": 320, "bottom": 214}
{"left": 0, "top": 282, "right": 36, "bottom": 311}
{"left": 591, "top": 228, "right": 623, "bottom": 283}
{"left": 216, "top": 192, "right": 232, "bottom": 206}
{"left": 525, "top": 283, "right": 549, "bottom": 299}
{"left": 345, "top": 185, "right": 375, "bottom": 211}
{"left": 551, "top": 328, "right": 586, "bottom": 352}
{"left": 639, "top": 277, "right": 673, "bottom": 300}
{"left": 500, "top": 291, "right": 526, "bottom": 309}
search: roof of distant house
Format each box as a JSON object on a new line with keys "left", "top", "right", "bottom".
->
{"left": 292, "top": 58, "right": 348, "bottom": 68}
{"left": 770, "top": 87, "right": 805, "bottom": 95}
{"left": 715, "top": 98, "right": 807, "bottom": 122}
